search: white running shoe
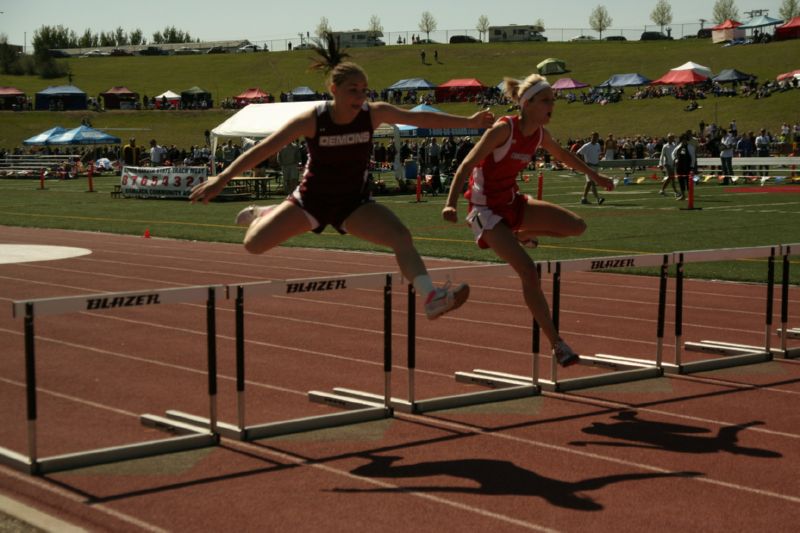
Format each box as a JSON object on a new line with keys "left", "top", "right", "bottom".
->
{"left": 235, "top": 204, "right": 275, "bottom": 226}
{"left": 424, "top": 281, "right": 470, "bottom": 320}
{"left": 553, "top": 339, "right": 580, "bottom": 367}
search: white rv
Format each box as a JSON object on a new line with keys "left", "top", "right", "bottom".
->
{"left": 488, "top": 25, "right": 547, "bottom": 42}
{"left": 331, "top": 30, "right": 386, "bottom": 48}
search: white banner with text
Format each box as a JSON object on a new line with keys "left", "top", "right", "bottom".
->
{"left": 120, "top": 166, "right": 207, "bottom": 199}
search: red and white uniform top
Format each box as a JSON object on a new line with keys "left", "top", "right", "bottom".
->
{"left": 466, "top": 115, "right": 542, "bottom": 206}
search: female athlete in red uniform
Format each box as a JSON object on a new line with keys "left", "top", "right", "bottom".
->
{"left": 442, "top": 73, "right": 614, "bottom": 365}
{"left": 190, "top": 35, "right": 494, "bottom": 319}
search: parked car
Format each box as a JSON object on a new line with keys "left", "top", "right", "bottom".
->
{"left": 110, "top": 48, "right": 132, "bottom": 56}
{"left": 83, "top": 49, "right": 110, "bottom": 57}
{"left": 697, "top": 28, "right": 712, "bottom": 39}
{"left": 206, "top": 46, "right": 227, "bottom": 54}
{"left": 175, "top": 47, "right": 203, "bottom": 55}
{"left": 570, "top": 35, "right": 596, "bottom": 41}
{"left": 449, "top": 35, "right": 480, "bottom": 44}
{"left": 48, "top": 49, "right": 70, "bottom": 58}
{"left": 415, "top": 39, "right": 439, "bottom": 45}
{"left": 293, "top": 43, "right": 313, "bottom": 50}
{"left": 139, "top": 46, "right": 166, "bottom": 56}
{"left": 604, "top": 35, "right": 627, "bottom": 41}
{"left": 237, "top": 44, "right": 261, "bottom": 53}
{"left": 640, "top": 31, "right": 673, "bottom": 40}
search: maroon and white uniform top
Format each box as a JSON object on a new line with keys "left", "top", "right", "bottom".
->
{"left": 299, "top": 101, "right": 373, "bottom": 200}
{"left": 289, "top": 101, "right": 375, "bottom": 233}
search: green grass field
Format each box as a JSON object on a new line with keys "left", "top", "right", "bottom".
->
{"left": 1, "top": 169, "right": 798, "bottom": 283}
{"left": 2, "top": 39, "right": 799, "bottom": 283}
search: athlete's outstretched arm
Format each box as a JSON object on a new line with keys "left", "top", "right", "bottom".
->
{"left": 370, "top": 102, "right": 494, "bottom": 132}
{"left": 540, "top": 129, "right": 615, "bottom": 191}
{"left": 190, "top": 111, "right": 315, "bottom": 204}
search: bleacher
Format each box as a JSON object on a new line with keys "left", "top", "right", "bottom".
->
{"left": 0, "top": 154, "right": 81, "bottom": 178}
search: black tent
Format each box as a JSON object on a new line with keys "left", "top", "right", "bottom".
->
{"left": 712, "top": 68, "right": 756, "bottom": 83}
{"left": 180, "top": 86, "right": 213, "bottom": 108}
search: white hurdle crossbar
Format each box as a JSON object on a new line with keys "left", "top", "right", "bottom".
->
{"left": 163, "top": 272, "right": 395, "bottom": 441}
{"left": 663, "top": 245, "right": 778, "bottom": 374}
{"left": 535, "top": 253, "right": 669, "bottom": 392}
{"left": 4, "top": 286, "right": 222, "bottom": 475}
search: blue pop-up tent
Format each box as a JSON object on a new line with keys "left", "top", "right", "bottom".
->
{"left": 597, "top": 73, "right": 652, "bottom": 87}
{"left": 23, "top": 126, "right": 67, "bottom": 146}
{"left": 47, "top": 125, "right": 121, "bottom": 145}
{"left": 388, "top": 78, "right": 437, "bottom": 90}
{"left": 395, "top": 104, "right": 485, "bottom": 138}
{"left": 35, "top": 85, "right": 88, "bottom": 110}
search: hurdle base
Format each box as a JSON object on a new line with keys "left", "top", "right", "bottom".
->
{"left": 35, "top": 430, "right": 217, "bottom": 475}
{"left": 0, "top": 445, "right": 34, "bottom": 474}
{"left": 327, "top": 388, "right": 415, "bottom": 413}
{"left": 155, "top": 411, "right": 245, "bottom": 441}
{"left": 662, "top": 341, "right": 772, "bottom": 374}
{"left": 776, "top": 328, "right": 800, "bottom": 359}
{"left": 411, "top": 385, "right": 540, "bottom": 413}
{"left": 455, "top": 370, "right": 533, "bottom": 388}
{"left": 160, "top": 404, "right": 390, "bottom": 441}
{"left": 539, "top": 367, "right": 662, "bottom": 392}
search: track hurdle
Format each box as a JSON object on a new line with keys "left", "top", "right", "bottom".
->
{"left": 775, "top": 243, "right": 800, "bottom": 359}
{"left": 327, "top": 263, "right": 541, "bottom": 414}
{"left": 662, "top": 246, "right": 778, "bottom": 374}
{"left": 3, "top": 286, "right": 222, "bottom": 475}
{"left": 531, "top": 253, "right": 669, "bottom": 392}
{"left": 162, "top": 272, "right": 394, "bottom": 441}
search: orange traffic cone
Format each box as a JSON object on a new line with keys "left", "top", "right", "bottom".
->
{"left": 143, "top": 228, "right": 151, "bottom": 239}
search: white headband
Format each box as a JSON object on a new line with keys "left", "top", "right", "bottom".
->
{"left": 518, "top": 81, "right": 551, "bottom": 107}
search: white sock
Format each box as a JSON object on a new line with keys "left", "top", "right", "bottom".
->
{"left": 413, "top": 275, "right": 435, "bottom": 300}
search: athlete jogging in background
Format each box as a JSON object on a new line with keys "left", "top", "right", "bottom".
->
{"left": 441, "top": 73, "right": 614, "bottom": 365}
{"left": 190, "top": 33, "right": 494, "bottom": 319}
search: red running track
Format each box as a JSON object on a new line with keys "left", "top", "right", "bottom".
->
{"left": 0, "top": 226, "right": 799, "bottom": 532}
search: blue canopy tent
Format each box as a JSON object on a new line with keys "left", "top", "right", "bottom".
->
{"left": 387, "top": 78, "right": 437, "bottom": 90}
{"left": 712, "top": 68, "right": 756, "bottom": 83}
{"left": 47, "top": 125, "right": 121, "bottom": 145}
{"left": 290, "top": 86, "right": 319, "bottom": 101}
{"left": 738, "top": 15, "right": 783, "bottom": 29}
{"left": 22, "top": 126, "right": 67, "bottom": 146}
{"left": 395, "top": 104, "right": 485, "bottom": 138}
{"left": 597, "top": 73, "right": 651, "bottom": 87}
{"left": 34, "top": 85, "right": 88, "bottom": 111}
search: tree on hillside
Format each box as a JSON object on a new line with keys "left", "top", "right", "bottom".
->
{"left": 589, "top": 5, "right": 613, "bottom": 38}
{"left": 130, "top": 29, "right": 145, "bottom": 46}
{"left": 476, "top": 15, "right": 490, "bottom": 42}
{"left": 535, "top": 18, "right": 546, "bottom": 30}
{"left": 152, "top": 26, "right": 193, "bottom": 44}
{"left": 367, "top": 15, "right": 383, "bottom": 40}
{"left": 712, "top": 0, "right": 739, "bottom": 23}
{"left": 650, "top": 0, "right": 673, "bottom": 32}
{"left": 315, "top": 17, "right": 332, "bottom": 39}
{"left": 779, "top": 0, "right": 800, "bottom": 19}
{"left": 419, "top": 11, "right": 437, "bottom": 41}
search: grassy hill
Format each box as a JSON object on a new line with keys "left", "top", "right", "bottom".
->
{"left": 1, "top": 39, "right": 799, "bottom": 150}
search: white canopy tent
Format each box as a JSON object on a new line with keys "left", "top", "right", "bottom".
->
{"left": 210, "top": 101, "right": 405, "bottom": 178}
{"left": 672, "top": 61, "right": 713, "bottom": 79}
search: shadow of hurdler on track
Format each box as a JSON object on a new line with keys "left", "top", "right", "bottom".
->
{"left": 569, "top": 410, "right": 782, "bottom": 458}
{"left": 332, "top": 453, "right": 699, "bottom": 511}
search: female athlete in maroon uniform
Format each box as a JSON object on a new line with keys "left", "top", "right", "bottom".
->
{"left": 442, "top": 73, "right": 614, "bottom": 365}
{"left": 190, "top": 35, "right": 494, "bottom": 319}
